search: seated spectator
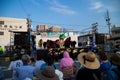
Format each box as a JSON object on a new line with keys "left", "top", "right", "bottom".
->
{"left": 8, "top": 53, "right": 23, "bottom": 80}
{"left": 34, "top": 53, "right": 45, "bottom": 72}
{"left": 60, "top": 51, "right": 77, "bottom": 77}
{"left": 29, "top": 57, "right": 35, "bottom": 66}
{"left": 8, "top": 58, "right": 14, "bottom": 70}
{"left": 8, "top": 54, "right": 23, "bottom": 70}
{"left": 76, "top": 51, "right": 101, "bottom": 80}
{"left": 15, "top": 54, "right": 35, "bottom": 80}
{"left": 0, "top": 67, "right": 4, "bottom": 79}
{"left": 36, "top": 66, "right": 59, "bottom": 80}
{"left": 108, "top": 54, "right": 120, "bottom": 80}
{"left": 99, "top": 52, "right": 111, "bottom": 80}
{"left": 40, "top": 54, "right": 57, "bottom": 70}
{"left": 0, "top": 46, "right": 3, "bottom": 55}
{"left": 55, "top": 69, "right": 63, "bottom": 80}
{"left": 99, "top": 52, "right": 111, "bottom": 72}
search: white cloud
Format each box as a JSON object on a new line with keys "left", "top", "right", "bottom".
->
{"left": 46, "top": 0, "right": 68, "bottom": 8}
{"left": 29, "top": 0, "right": 76, "bottom": 15}
{"left": 90, "top": 2, "right": 103, "bottom": 10}
{"left": 50, "top": 7, "right": 76, "bottom": 15}
{"left": 90, "top": 0, "right": 120, "bottom": 13}
{"left": 45, "top": 0, "right": 76, "bottom": 15}
{"left": 89, "top": 1, "right": 105, "bottom": 13}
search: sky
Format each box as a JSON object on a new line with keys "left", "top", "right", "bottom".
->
{"left": 0, "top": 0, "right": 120, "bottom": 33}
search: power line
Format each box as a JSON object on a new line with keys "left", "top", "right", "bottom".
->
{"left": 27, "top": 17, "right": 108, "bottom": 29}
{"left": 32, "top": 20, "right": 93, "bottom": 32}
{"left": 32, "top": 20, "right": 93, "bottom": 27}
{"left": 19, "top": 0, "right": 29, "bottom": 16}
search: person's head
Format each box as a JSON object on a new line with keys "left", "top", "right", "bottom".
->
{"left": 29, "top": 57, "right": 35, "bottom": 65}
{"left": 63, "top": 51, "right": 70, "bottom": 58}
{"left": 44, "top": 54, "right": 54, "bottom": 65}
{"left": 36, "top": 66, "right": 59, "bottom": 80}
{"left": 99, "top": 52, "right": 108, "bottom": 61}
{"left": 110, "top": 54, "right": 120, "bottom": 67}
{"left": 77, "top": 51, "right": 100, "bottom": 69}
{"left": 37, "top": 53, "right": 44, "bottom": 60}
{"left": 21, "top": 54, "right": 30, "bottom": 65}
{"left": 14, "top": 53, "right": 22, "bottom": 60}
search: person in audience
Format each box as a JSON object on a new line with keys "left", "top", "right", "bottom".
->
{"left": 34, "top": 53, "right": 45, "bottom": 71}
{"left": 98, "top": 52, "right": 111, "bottom": 80}
{"left": 55, "top": 69, "right": 63, "bottom": 80}
{"left": 40, "top": 54, "right": 57, "bottom": 70}
{"left": 8, "top": 58, "right": 15, "bottom": 70}
{"left": 108, "top": 54, "right": 120, "bottom": 80}
{"left": 15, "top": 54, "right": 35, "bottom": 80}
{"left": 8, "top": 53, "right": 23, "bottom": 80}
{"left": 36, "top": 66, "right": 59, "bottom": 80}
{"left": 0, "top": 46, "right": 3, "bottom": 55}
{"left": 60, "top": 51, "right": 77, "bottom": 77}
{"left": 0, "top": 67, "right": 4, "bottom": 79}
{"left": 29, "top": 57, "right": 35, "bottom": 66}
{"left": 99, "top": 52, "right": 111, "bottom": 72}
{"left": 100, "top": 53, "right": 120, "bottom": 80}
{"left": 76, "top": 51, "right": 101, "bottom": 80}
{"left": 8, "top": 54, "right": 22, "bottom": 69}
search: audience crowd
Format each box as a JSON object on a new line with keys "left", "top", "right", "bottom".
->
{"left": 0, "top": 49, "right": 120, "bottom": 80}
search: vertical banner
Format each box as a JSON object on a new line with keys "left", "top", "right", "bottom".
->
{"left": 30, "top": 33, "right": 34, "bottom": 57}
{"left": 92, "top": 34, "right": 94, "bottom": 52}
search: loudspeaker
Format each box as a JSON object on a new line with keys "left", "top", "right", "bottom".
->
{"left": 14, "top": 32, "right": 30, "bottom": 48}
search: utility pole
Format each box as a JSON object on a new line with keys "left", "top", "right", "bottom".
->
{"left": 105, "top": 10, "right": 111, "bottom": 53}
{"left": 105, "top": 10, "right": 111, "bottom": 36}
{"left": 27, "top": 15, "right": 32, "bottom": 33}
{"left": 26, "top": 15, "right": 32, "bottom": 55}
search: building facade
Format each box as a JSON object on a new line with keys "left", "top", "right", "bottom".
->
{"left": 110, "top": 26, "right": 120, "bottom": 47}
{"left": 49, "top": 26, "right": 62, "bottom": 32}
{"left": 36, "top": 24, "right": 50, "bottom": 32}
{"left": 0, "top": 17, "right": 28, "bottom": 50}
{"left": 36, "top": 24, "right": 62, "bottom": 32}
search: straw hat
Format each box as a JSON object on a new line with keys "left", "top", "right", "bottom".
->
{"left": 110, "top": 54, "right": 120, "bottom": 66}
{"left": 77, "top": 51, "right": 100, "bottom": 69}
{"left": 36, "top": 66, "right": 59, "bottom": 80}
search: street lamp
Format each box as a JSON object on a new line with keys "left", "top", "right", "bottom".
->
{"left": 91, "top": 22, "right": 98, "bottom": 52}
